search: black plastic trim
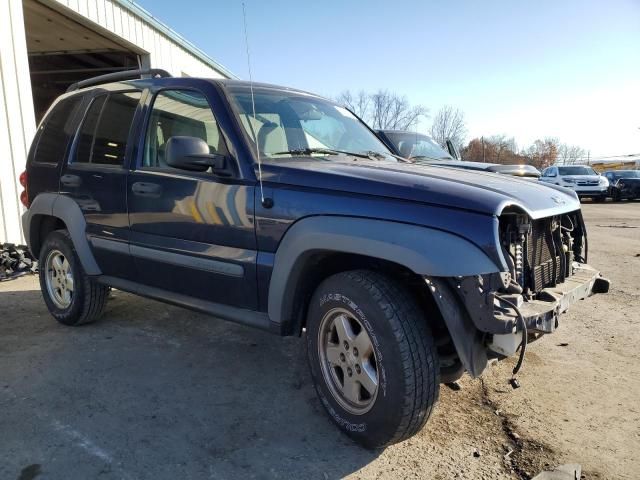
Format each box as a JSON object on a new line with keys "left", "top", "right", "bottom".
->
{"left": 98, "top": 276, "right": 272, "bottom": 332}
{"left": 130, "top": 244, "right": 244, "bottom": 277}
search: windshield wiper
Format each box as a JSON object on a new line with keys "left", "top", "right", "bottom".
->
{"left": 271, "top": 147, "right": 409, "bottom": 163}
{"left": 410, "top": 155, "right": 452, "bottom": 161}
{"left": 271, "top": 147, "right": 372, "bottom": 159}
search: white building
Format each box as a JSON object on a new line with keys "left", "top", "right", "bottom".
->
{"left": 0, "top": 0, "right": 235, "bottom": 244}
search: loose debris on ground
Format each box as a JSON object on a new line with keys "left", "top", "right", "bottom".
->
{"left": 0, "top": 244, "right": 36, "bottom": 281}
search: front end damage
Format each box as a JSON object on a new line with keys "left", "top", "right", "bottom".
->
{"left": 427, "top": 208, "right": 610, "bottom": 379}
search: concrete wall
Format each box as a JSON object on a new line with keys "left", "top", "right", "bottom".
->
{"left": 0, "top": 0, "right": 36, "bottom": 244}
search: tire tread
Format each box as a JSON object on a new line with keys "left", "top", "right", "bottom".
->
{"left": 339, "top": 270, "right": 440, "bottom": 447}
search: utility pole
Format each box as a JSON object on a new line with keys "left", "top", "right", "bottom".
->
{"left": 587, "top": 150, "right": 590, "bottom": 165}
{"left": 481, "top": 136, "right": 485, "bottom": 163}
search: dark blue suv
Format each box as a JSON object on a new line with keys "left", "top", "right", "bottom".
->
{"left": 21, "top": 70, "right": 608, "bottom": 448}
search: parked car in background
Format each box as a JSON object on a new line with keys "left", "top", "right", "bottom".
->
{"left": 377, "top": 130, "right": 540, "bottom": 179}
{"left": 539, "top": 165, "right": 609, "bottom": 201}
{"left": 376, "top": 130, "right": 455, "bottom": 161}
{"left": 602, "top": 170, "right": 640, "bottom": 201}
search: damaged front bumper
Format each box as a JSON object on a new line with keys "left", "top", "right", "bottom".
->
{"left": 426, "top": 263, "right": 610, "bottom": 376}
{"left": 455, "top": 263, "right": 609, "bottom": 337}
{"left": 514, "top": 264, "right": 609, "bottom": 334}
{"left": 486, "top": 264, "right": 609, "bottom": 357}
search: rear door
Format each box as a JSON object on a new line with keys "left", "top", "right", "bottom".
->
{"left": 61, "top": 89, "right": 142, "bottom": 279}
{"left": 127, "top": 86, "right": 257, "bottom": 309}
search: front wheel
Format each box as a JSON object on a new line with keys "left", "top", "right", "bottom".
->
{"left": 306, "top": 270, "right": 440, "bottom": 448}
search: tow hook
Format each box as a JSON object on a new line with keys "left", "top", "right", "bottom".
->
{"left": 593, "top": 276, "right": 610, "bottom": 294}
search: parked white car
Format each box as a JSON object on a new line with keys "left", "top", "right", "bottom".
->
{"left": 539, "top": 165, "right": 608, "bottom": 201}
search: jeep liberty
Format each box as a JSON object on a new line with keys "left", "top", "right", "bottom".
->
{"left": 21, "top": 70, "right": 609, "bottom": 448}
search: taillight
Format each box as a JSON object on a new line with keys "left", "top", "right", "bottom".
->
{"left": 19, "top": 170, "right": 29, "bottom": 207}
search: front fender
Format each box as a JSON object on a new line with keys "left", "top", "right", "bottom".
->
{"left": 267, "top": 215, "right": 500, "bottom": 324}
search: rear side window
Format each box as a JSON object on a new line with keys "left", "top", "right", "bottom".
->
{"left": 75, "top": 91, "right": 141, "bottom": 166}
{"left": 33, "top": 96, "right": 82, "bottom": 165}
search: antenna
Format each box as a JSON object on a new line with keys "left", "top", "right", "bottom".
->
{"left": 242, "top": 2, "right": 267, "bottom": 207}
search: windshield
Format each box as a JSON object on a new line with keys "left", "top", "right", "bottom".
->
{"left": 382, "top": 132, "right": 453, "bottom": 160}
{"left": 609, "top": 170, "right": 640, "bottom": 179}
{"left": 558, "top": 166, "right": 597, "bottom": 175}
{"left": 226, "top": 86, "right": 397, "bottom": 162}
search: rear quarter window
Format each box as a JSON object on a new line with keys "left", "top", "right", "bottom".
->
{"left": 32, "top": 95, "right": 83, "bottom": 165}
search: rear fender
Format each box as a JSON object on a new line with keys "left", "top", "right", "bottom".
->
{"left": 23, "top": 193, "right": 101, "bottom": 275}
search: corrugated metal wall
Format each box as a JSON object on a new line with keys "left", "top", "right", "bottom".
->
{"left": 0, "top": 0, "right": 36, "bottom": 244}
{"left": 0, "top": 0, "right": 232, "bottom": 244}
{"left": 46, "top": 0, "right": 231, "bottom": 79}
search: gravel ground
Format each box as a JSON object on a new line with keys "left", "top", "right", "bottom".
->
{"left": 0, "top": 201, "right": 637, "bottom": 480}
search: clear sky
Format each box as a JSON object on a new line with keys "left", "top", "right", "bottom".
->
{"left": 135, "top": 0, "right": 640, "bottom": 158}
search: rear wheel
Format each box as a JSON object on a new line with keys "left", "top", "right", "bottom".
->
{"left": 306, "top": 270, "right": 440, "bottom": 448}
{"left": 39, "top": 230, "right": 108, "bottom": 326}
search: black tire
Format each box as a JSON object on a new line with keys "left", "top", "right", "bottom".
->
{"left": 39, "top": 230, "right": 108, "bottom": 326}
{"left": 306, "top": 270, "right": 440, "bottom": 448}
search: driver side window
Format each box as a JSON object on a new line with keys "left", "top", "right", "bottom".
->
{"left": 143, "top": 89, "right": 227, "bottom": 169}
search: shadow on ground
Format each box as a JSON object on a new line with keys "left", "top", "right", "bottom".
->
{"left": 0, "top": 287, "right": 380, "bottom": 480}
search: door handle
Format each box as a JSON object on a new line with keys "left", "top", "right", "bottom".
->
{"left": 131, "top": 182, "right": 161, "bottom": 197}
{"left": 60, "top": 174, "right": 81, "bottom": 187}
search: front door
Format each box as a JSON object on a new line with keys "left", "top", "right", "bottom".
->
{"left": 127, "top": 88, "right": 257, "bottom": 309}
{"left": 61, "top": 89, "right": 142, "bottom": 279}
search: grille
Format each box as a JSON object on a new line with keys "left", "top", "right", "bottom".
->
{"left": 502, "top": 212, "right": 581, "bottom": 295}
{"left": 526, "top": 219, "right": 562, "bottom": 292}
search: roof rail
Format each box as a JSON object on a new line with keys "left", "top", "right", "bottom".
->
{"left": 66, "top": 68, "right": 172, "bottom": 93}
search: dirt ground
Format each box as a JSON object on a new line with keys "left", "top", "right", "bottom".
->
{"left": 0, "top": 201, "right": 638, "bottom": 480}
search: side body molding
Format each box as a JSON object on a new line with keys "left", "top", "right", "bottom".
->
{"left": 23, "top": 193, "right": 101, "bottom": 275}
{"left": 267, "top": 216, "right": 500, "bottom": 325}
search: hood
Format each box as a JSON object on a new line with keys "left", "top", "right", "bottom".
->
{"left": 260, "top": 158, "right": 580, "bottom": 220}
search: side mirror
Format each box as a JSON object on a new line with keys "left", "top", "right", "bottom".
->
{"left": 445, "top": 139, "right": 461, "bottom": 160}
{"left": 165, "top": 136, "right": 226, "bottom": 172}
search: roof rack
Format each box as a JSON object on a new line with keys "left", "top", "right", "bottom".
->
{"left": 66, "top": 68, "right": 172, "bottom": 93}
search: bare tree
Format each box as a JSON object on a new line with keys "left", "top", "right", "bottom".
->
{"left": 335, "top": 89, "right": 427, "bottom": 130}
{"left": 429, "top": 106, "right": 467, "bottom": 150}
{"left": 336, "top": 90, "right": 370, "bottom": 120}
{"left": 487, "top": 134, "right": 517, "bottom": 163}
{"left": 557, "top": 144, "right": 587, "bottom": 165}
